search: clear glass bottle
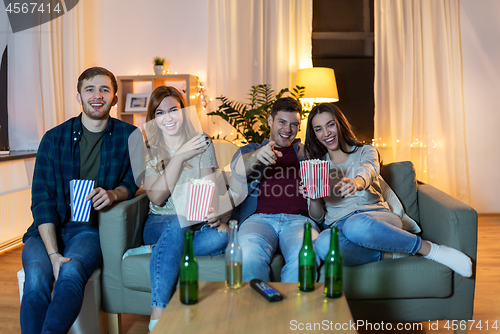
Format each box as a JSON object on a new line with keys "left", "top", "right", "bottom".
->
{"left": 298, "top": 222, "right": 316, "bottom": 292}
{"left": 179, "top": 230, "right": 198, "bottom": 304}
{"left": 225, "top": 219, "right": 243, "bottom": 289}
{"left": 324, "top": 226, "right": 343, "bottom": 298}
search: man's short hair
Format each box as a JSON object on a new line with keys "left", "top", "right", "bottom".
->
{"left": 270, "top": 97, "right": 302, "bottom": 118}
{"left": 77, "top": 67, "right": 118, "bottom": 95}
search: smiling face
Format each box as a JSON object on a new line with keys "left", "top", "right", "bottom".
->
{"left": 76, "top": 75, "right": 117, "bottom": 121}
{"left": 268, "top": 111, "right": 301, "bottom": 148}
{"left": 154, "top": 96, "right": 184, "bottom": 138}
{"left": 311, "top": 111, "right": 341, "bottom": 152}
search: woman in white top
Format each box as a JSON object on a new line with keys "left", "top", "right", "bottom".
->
{"left": 139, "top": 86, "right": 228, "bottom": 330}
{"left": 302, "top": 103, "right": 472, "bottom": 278}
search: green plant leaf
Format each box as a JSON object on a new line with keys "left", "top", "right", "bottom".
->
{"left": 208, "top": 83, "right": 303, "bottom": 143}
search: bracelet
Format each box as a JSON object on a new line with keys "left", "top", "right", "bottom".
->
{"left": 48, "top": 252, "right": 60, "bottom": 257}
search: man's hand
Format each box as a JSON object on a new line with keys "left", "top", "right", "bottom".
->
{"left": 86, "top": 187, "right": 118, "bottom": 210}
{"left": 49, "top": 253, "right": 71, "bottom": 281}
{"left": 252, "top": 141, "right": 283, "bottom": 166}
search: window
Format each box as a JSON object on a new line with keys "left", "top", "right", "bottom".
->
{"left": 313, "top": 0, "right": 374, "bottom": 143}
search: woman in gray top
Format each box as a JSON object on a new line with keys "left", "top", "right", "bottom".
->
{"left": 302, "top": 103, "right": 472, "bottom": 278}
{"left": 135, "top": 86, "right": 228, "bottom": 331}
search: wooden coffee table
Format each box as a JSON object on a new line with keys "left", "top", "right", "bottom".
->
{"left": 152, "top": 281, "right": 358, "bottom": 334}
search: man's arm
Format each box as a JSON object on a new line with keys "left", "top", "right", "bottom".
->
{"left": 234, "top": 141, "right": 283, "bottom": 177}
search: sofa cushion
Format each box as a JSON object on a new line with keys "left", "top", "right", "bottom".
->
{"left": 319, "top": 257, "right": 452, "bottom": 300}
{"left": 121, "top": 253, "right": 286, "bottom": 292}
{"left": 380, "top": 161, "right": 420, "bottom": 223}
{"left": 122, "top": 254, "right": 152, "bottom": 292}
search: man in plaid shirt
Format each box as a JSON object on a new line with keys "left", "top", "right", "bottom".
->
{"left": 20, "top": 67, "right": 138, "bottom": 334}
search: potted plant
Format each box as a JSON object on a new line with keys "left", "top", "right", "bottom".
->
{"left": 153, "top": 57, "right": 166, "bottom": 76}
{"left": 207, "top": 84, "right": 305, "bottom": 144}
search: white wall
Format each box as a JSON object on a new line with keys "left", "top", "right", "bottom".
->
{"left": 461, "top": 0, "right": 500, "bottom": 213}
{"left": 101, "top": 0, "right": 208, "bottom": 82}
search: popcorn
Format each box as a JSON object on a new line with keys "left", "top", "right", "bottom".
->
{"left": 69, "top": 179, "right": 95, "bottom": 222}
{"left": 300, "top": 159, "right": 330, "bottom": 199}
{"left": 186, "top": 178, "right": 215, "bottom": 221}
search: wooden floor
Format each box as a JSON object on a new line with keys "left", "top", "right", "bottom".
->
{"left": 1, "top": 215, "right": 499, "bottom": 334}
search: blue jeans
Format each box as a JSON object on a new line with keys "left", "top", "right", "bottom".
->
{"left": 238, "top": 213, "right": 319, "bottom": 283}
{"left": 20, "top": 222, "right": 102, "bottom": 334}
{"left": 143, "top": 214, "right": 228, "bottom": 308}
{"left": 315, "top": 209, "right": 422, "bottom": 266}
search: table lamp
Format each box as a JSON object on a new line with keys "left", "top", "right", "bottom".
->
{"left": 296, "top": 67, "right": 339, "bottom": 108}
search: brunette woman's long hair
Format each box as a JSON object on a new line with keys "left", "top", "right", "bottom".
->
{"left": 144, "top": 86, "right": 197, "bottom": 172}
{"left": 304, "top": 103, "right": 363, "bottom": 160}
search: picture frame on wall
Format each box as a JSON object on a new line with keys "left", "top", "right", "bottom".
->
{"left": 125, "top": 93, "right": 149, "bottom": 112}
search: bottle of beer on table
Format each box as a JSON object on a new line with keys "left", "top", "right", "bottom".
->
{"left": 225, "top": 219, "right": 243, "bottom": 289}
{"left": 298, "top": 222, "right": 316, "bottom": 292}
{"left": 179, "top": 230, "right": 198, "bottom": 304}
{"left": 324, "top": 226, "right": 343, "bottom": 298}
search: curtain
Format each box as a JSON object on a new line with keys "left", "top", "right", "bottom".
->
{"left": 32, "top": 1, "right": 85, "bottom": 139}
{"left": 374, "top": 0, "right": 469, "bottom": 202}
{"left": 204, "top": 0, "right": 313, "bottom": 139}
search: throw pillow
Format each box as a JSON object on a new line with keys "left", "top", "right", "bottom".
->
{"left": 379, "top": 176, "right": 421, "bottom": 234}
{"left": 380, "top": 161, "right": 419, "bottom": 222}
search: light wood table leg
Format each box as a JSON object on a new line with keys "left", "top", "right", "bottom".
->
{"left": 454, "top": 320, "right": 468, "bottom": 334}
{"left": 107, "top": 313, "right": 122, "bottom": 334}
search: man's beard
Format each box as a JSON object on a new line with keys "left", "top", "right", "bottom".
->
{"left": 82, "top": 102, "right": 112, "bottom": 120}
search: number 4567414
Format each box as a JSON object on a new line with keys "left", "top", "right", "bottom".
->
{"left": 5, "top": 2, "right": 61, "bottom": 14}
{"left": 444, "top": 320, "right": 499, "bottom": 331}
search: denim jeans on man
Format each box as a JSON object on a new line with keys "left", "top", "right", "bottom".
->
{"left": 239, "top": 213, "right": 319, "bottom": 282}
{"left": 143, "top": 214, "right": 228, "bottom": 308}
{"left": 20, "top": 222, "right": 102, "bottom": 334}
{"left": 314, "top": 209, "right": 422, "bottom": 266}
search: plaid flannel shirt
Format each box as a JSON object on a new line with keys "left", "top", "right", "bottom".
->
{"left": 23, "top": 114, "right": 138, "bottom": 241}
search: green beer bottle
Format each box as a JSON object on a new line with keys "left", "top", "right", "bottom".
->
{"left": 298, "top": 222, "right": 316, "bottom": 292}
{"left": 225, "top": 219, "right": 243, "bottom": 289}
{"left": 179, "top": 230, "right": 198, "bottom": 304}
{"left": 324, "top": 226, "right": 343, "bottom": 298}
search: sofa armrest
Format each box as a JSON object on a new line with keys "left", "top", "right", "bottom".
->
{"left": 99, "top": 193, "right": 150, "bottom": 261}
{"left": 98, "top": 193, "right": 150, "bottom": 313}
{"left": 417, "top": 183, "right": 477, "bottom": 321}
{"left": 417, "top": 184, "right": 477, "bottom": 261}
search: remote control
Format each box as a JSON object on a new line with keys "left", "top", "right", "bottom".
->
{"left": 250, "top": 279, "right": 283, "bottom": 302}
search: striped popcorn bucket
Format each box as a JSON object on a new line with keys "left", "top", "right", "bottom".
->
{"left": 186, "top": 179, "right": 215, "bottom": 222}
{"left": 69, "top": 179, "right": 95, "bottom": 222}
{"left": 300, "top": 160, "right": 330, "bottom": 199}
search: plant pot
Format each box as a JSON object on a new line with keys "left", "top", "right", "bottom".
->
{"left": 154, "top": 65, "right": 164, "bottom": 76}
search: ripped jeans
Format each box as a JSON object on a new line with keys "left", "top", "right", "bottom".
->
{"left": 143, "top": 214, "right": 228, "bottom": 308}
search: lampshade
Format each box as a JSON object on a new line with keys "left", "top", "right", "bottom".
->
{"left": 296, "top": 67, "right": 339, "bottom": 103}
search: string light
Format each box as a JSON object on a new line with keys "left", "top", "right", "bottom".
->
{"left": 371, "top": 138, "right": 440, "bottom": 149}
{"left": 197, "top": 73, "right": 208, "bottom": 110}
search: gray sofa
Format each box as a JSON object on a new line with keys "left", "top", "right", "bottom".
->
{"left": 98, "top": 161, "right": 477, "bottom": 333}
